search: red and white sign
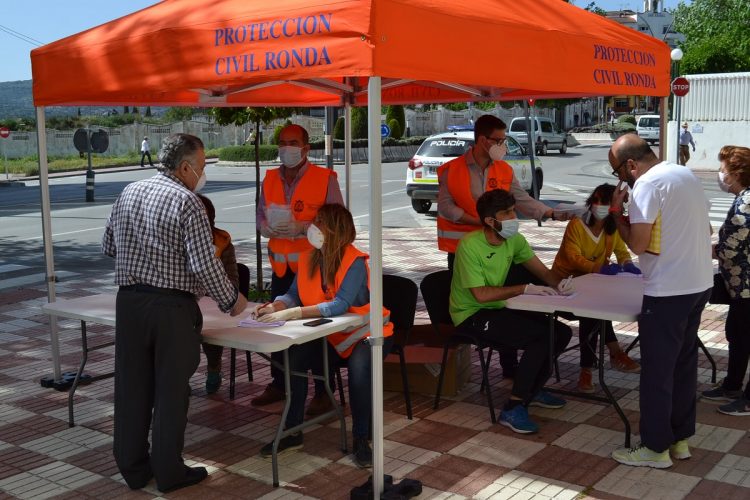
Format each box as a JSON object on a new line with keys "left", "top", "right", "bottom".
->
{"left": 671, "top": 77, "right": 690, "bottom": 97}
{"left": 0, "top": 127, "right": 9, "bottom": 139}
{"left": 527, "top": 98, "right": 536, "bottom": 106}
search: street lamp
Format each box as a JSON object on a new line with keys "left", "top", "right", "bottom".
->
{"left": 671, "top": 48, "right": 684, "bottom": 164}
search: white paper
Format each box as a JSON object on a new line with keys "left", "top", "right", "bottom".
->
{"left": 266, "top": 203, "right": 292, "bottom": 229}
{"left": 238, "top": 315, "right": 285, "bottom": 328}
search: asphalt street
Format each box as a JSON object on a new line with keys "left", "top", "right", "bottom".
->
{"left": 0, "top": 144, "right": 732, "bottom": 291}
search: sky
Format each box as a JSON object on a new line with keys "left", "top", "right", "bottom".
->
{"left": 1, "top": 0, "right": 688, "bottom": 83}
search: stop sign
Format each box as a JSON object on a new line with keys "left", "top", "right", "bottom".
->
{"left": 671, "top": 77, "right": 690, "bottom": 97}
{"left": 0, "top": 127, "right": 9, "bottom": 139}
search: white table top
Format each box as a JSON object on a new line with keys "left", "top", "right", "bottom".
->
{"left": 42, "top": 294, "right": 363, "bottom": 353}
{"left": 505, "top": 273, "right": 643, "bottom": 323}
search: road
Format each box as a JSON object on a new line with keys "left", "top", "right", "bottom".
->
{"left": 0, "top": 144, "right": 730, "bottom": 291}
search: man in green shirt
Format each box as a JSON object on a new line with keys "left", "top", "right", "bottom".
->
{"left": 450, "top": 189, "right": 573, "bottom": 434}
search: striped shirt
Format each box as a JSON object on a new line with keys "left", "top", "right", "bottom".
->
{"left": 102, "top": 172, "right": 238, "bottom": 312}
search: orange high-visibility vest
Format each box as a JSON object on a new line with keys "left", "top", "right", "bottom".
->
{"left": 263, "top": 164, "right": 336, "bottom": 277}
{"left": 297, "top": 245, "right": 393, "bottom": 359}
{"left": 436, "top": 154, "right": 513, "bottom": 253}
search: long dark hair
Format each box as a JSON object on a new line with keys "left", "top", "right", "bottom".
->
{"left": 585, "top": 183, "right": 616, "bottom": 235}
{"left": 309, "top": 204, "right": 356, "bottom": 286}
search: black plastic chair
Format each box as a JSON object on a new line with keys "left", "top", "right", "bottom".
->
{"left": 421, "top": 270, "right": 497, "bottom": 423}
{"left": 334, "top": 274, "right": 418, "bottom": 419}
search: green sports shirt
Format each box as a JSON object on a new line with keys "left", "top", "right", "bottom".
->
{"left": 449, "top": 229, "right": 534, "bottom": 326}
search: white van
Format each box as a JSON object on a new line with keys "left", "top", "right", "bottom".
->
{"left": 636, "top": 115, "right": 660, "bottom": 144}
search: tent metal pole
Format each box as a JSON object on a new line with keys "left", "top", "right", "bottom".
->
{"left": 367, "top": 76, "right": 384, "bottom": 498}
{"left": 344, "top": 103, "right": 352, "bottom": 209}
{"left": 36, "top": 106, "right": 61, "bottom": 382}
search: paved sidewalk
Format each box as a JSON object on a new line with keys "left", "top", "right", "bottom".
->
{"left": 0, "top": 222, "right": 747, "bottom": 499}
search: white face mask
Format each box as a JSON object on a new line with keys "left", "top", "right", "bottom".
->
{"left": 188, "top": 164, "right": 206, "bottom": 192}
{"left": 591, "top": 204, "right": 610, "bottom": 220}
{"left": 279, "top": 146, "right": 303, "bottom": 167}
{"left": 307, "top": 224, "right": 325, "bottom": 249}
{"left": 491, "top": 218, "right": 519, "bottom": 239}
{"left": 718, "top": 171, "right": 734, "bottom": 193}
{"left": 488, "top": 142, "right": 507, "bottom": 162}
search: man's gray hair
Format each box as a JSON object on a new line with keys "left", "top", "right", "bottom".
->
{"left": 158, "top": 134, "right": 204, "bottom": 171}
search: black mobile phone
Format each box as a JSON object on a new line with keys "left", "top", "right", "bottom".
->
{"left": 303, "top": 318, "right": 333, "bottom": 327}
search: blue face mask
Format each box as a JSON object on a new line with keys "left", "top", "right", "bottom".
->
{"left": 491, "top": 218, "right": 519, "bottom": 239}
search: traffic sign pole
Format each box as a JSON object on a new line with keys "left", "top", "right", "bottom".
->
{"left": 86, "top": 128, "right": 95, "bottom": 202}
{"left": 671, "top": 77, "right": 690, "bottom": 165}
{"left": 0, "top": 127, "right": 9, "bottom": 181}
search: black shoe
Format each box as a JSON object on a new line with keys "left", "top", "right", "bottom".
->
{"left": 157, "top": 466, "right": 207, "bottom": 493}
{"left": 260, "top": 432, "right": 303, "bottom": 458}
{"left": 353, "top": 437, "right": 373, "bottom": 468}
{"left": 125, "top": 470, "right": 153, "bottom": 490}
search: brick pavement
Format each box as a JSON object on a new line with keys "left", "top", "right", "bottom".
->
{"left": 0, "top": 221, "right": 747, "bottom": 499}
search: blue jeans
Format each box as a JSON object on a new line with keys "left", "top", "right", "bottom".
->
{"left": 283, "top": 336, "right": 393, "bottom": 439}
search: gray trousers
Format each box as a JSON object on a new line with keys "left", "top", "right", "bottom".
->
{"left": 113, "top": 286, "right": 202, "bottom": 490}
{"left": 638, "top": 289, "right": 710, "bottom": 452}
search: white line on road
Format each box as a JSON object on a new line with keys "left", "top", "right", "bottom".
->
{"left": 222, "top": 203, "right": 255, "bottom": 210}
{"left": 352, "top": 205, "right": 411, "bottom": 220}
{"left": 29, "top": 226, "right": 106, "bottom": 240}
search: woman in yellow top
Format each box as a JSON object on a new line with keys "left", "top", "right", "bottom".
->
{"left": 552, "top": 183, "right": 641, "bottom": 393}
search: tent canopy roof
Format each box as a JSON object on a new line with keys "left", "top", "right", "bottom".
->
{"left": 31, "top": 0, "right": 672, "bottom": 107}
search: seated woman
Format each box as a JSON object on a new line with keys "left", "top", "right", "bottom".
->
{"left": 255, "top": 203, "right": 393, "bottom": 468}
{"left": 196, "top": 194, "right": 246, "bottom": 395}
{"left": 551, "top": 183, "right": 641, "bottom": 393}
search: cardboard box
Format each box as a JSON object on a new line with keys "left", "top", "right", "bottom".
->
{"left": 383, "top": 344, "right": 471, "bottom": 397}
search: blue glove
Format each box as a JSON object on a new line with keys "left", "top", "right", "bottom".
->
{"left": 598, "top": 263, "right": 621, "bottom": 275}
{"left": 622, "top": 262, "right": 642, "bottom": 275}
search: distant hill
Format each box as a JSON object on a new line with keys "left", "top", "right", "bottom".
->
{"left": 0, "top": 80, "right": 166, "bottom": 119}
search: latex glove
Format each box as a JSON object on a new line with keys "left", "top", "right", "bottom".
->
{"left": 622, "top": 262, "right": 642, "bottom": 275}
{"left": 599, "top": 263, "right": 622, "bottom": 275}
{"left": 271, "top": 221, "right": 292, "bottom": 237}
{"left": 524, "top": 284, "right": 559, "bottom": 296}
{"left": 253, "top": 303, "right": 275, "bottom": 319}
{"left": 557, "top": 277, "right": 576, "bottom": 295}
{"left": 258, "top": 306, "right": 302, "bottom": 323}
{"left": 230, "top": 294, "right": 248, "bottom": 317}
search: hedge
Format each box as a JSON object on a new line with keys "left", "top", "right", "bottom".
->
{"left": 219, "top": 145, "right": 278, "bottom": 161}
{"left": 308, "top": 136, "right": 427, "bottom": 149}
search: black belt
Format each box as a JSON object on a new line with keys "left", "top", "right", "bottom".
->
{"left": 120, "top": 284, "right": 195, "bottom": 300}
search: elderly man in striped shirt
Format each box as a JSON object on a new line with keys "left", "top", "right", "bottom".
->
{"left": 103, "top": 133, "right": 248, "bottom": 493}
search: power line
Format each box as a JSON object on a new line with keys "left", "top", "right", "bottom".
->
{"left": 0, "top": 24, "right": 44, "bottom": 47}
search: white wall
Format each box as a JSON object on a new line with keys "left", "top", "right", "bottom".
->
{"left": 666, "top": 120, "right": 750, "bottom": 170}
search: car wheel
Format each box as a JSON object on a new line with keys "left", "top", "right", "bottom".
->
{"left": 411, "top": 199, "right": 432, "bottom": 214}
{"left": 537, "top": 142, "right": 548, "bottom": 156}
{"left": 559, "top": 141, "right": 567, "bottom": 154}
{"left": 526, "top": 169, "right": 544, "bottom": 199}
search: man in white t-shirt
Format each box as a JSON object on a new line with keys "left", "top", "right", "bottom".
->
{"left": 141, "top": 136, "right": 154, "bottom": 167}
{"left": 608, "top": 134, "right": 712, "bottom": 469}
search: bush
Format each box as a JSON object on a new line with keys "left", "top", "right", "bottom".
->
{"left": 387, "top": 118, "right": 402, "bottom": 140}
{"left": 351, "top": 107, "right": 368, "bottom": 139}
{"left": 333, "top": 116, "right": 345, "bottom": 140}
{"left": 617, "top": 114, "right": 636, "bottom": 125}
{"left": 272, "top": 125, "right": 284, "bottom": 145}
{"left": 219, "top": 145, "right": 278, "bottom": 162}
{"left": 385, "top": 105, "right": 405, "bottom": 138}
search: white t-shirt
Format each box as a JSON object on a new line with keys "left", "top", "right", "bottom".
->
{"left": 628, "top": 161, "right": 712, "bottom": 296}
{"left": 141, "top": 139, "right": 149, "bottom": 153}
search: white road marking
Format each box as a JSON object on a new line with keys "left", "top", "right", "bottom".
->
{"left": 222, "top": 203, "right": 255, "bottom": 210}
{"left": 352, "top": 205, "right": 412, "bottom": 220}
{"left": 29, "top": 226, "right": 106, "bottom": 240}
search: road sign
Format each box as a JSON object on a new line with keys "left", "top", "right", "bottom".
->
{"left": 381, "top": 124, "right": 390, "bottom": 138}
{"left": 671, "top": 77, "right": 690, "bottom": 97}
{"left": 527, "top": 98, "right": 536, "bottom": 106}
{"left": 0, "top": 127, "right": 9, "bottom": 139}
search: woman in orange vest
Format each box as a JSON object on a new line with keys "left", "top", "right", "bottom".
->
{"left": 255, "top": 203, "right": 393, "bottom": 468}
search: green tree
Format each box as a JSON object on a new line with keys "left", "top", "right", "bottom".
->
{"left": 387, "top": 118, "right": 402, "bottom": 140}
{"left": 583, "top": 2, "right": 607, "bottom": 16}
{"left": 211, "top": 106, "right": 297, "bottom": 291}
{"left": 145, "top": 106, "right": 152, "bottom": 117}
{"left": 132, "top": 107, "right": 139, "bottom": 114}
{"left": 164, "top": 107, "right": 196, "bottom": 122}
{"left": 673, "top": 0, "right": 750, "bottom": 74}
{"left": 333, "top": 116, "right": 345, "bottom": 140}
{"left": 123, "top": 106, "right": 129, "bottom": 114}
{"left": 444, "top": 103, "right": 468, "bottom": 111}
{"left": 385, "top": 105, "right": 405, "bottom": 138}
{"left": 351, "top": 106, "right": 368, "bottom": 139}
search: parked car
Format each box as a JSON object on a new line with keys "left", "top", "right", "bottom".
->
{"left": 636, "top": 114, "right": 660, "bottom": 144}
{"left": 405, "top": 128, "right": 544, "bottom": 214}
{"left": 508, "top": 116, "right": 568, "bottom": 155}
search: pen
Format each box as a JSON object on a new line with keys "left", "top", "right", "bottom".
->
{"left": 253, "top": 301, "right": 273, "bottom": 319}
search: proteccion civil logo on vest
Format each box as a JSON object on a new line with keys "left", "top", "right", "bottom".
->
{"left": 293, "top": 199, "right": 305, "bottom": 212}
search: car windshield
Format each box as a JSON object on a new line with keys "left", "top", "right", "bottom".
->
{"left": 639, "top": 117, "right": 659, "bottom": 127}
{"left": 505, "top": 136, "right": 524, "bottom": 156}
{"left": 416, "top": 137, "right": 473, "bottom": 158}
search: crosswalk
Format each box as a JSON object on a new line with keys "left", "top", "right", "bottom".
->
{"left": 0, "top": 263, "right": 79, "bottom": 292}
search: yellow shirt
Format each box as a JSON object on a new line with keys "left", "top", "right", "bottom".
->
{"left": 552, "top": 217, "right": 631, "bottom": 278}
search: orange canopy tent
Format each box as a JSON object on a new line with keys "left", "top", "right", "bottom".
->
{"left": 31, "top": 0, "right": 670, "bottom": 493}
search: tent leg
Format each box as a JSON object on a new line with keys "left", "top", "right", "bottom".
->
{"left": 367, "top": 76, "right": 385, "bottom": 499}
{"left": 36, "top": 106, "right": 61, "bottom": 382}
{"left": 344, "top": 103, "right": 352, "bottom": 209}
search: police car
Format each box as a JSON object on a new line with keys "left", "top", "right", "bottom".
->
{"left": 406, "top": 126, "right": 544, "bottom": 213}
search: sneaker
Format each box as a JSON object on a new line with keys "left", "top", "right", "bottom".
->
{"left": 260, "top": 432, "right": 303, "bottom": 458}
{"left": 702, "top": 385, "right": 743, "bottom": 403}
{"left": 306, "top": 393, "right": 334, "bottom": 416}
{"left": 205, "top": 371, "right": 222, "bottom": 395}
{"left": 612, "top": 444, "right": 672, "bottom": 468}
{"left": 352, "top": 437, "right": 373, "bottom": 468}
{"left": 577, "top": 369, "right": 595, "bottom": 393}
{"left": 529, "top": 390, "right": 567, "bottom": 409}
{"left": 718, "top": 398, "right": 750, "bottom": 416}
{"left": 610, "top": 352, "right": 641, "bottom": 373}
{"left": 251, "top": 384, "right": 285, "bottom": 406}
{"left": 669, "top": 439, "right": 691, "bottom": 460}
{"left": 499, "top": 404, "right": 539, "bottom": 434}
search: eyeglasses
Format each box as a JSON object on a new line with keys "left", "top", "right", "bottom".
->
{"left": 485, "top": 136, "right": 507, "bottom": 146}
{"left": 611, "top": 159, "right": 628, "bottom": 177}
